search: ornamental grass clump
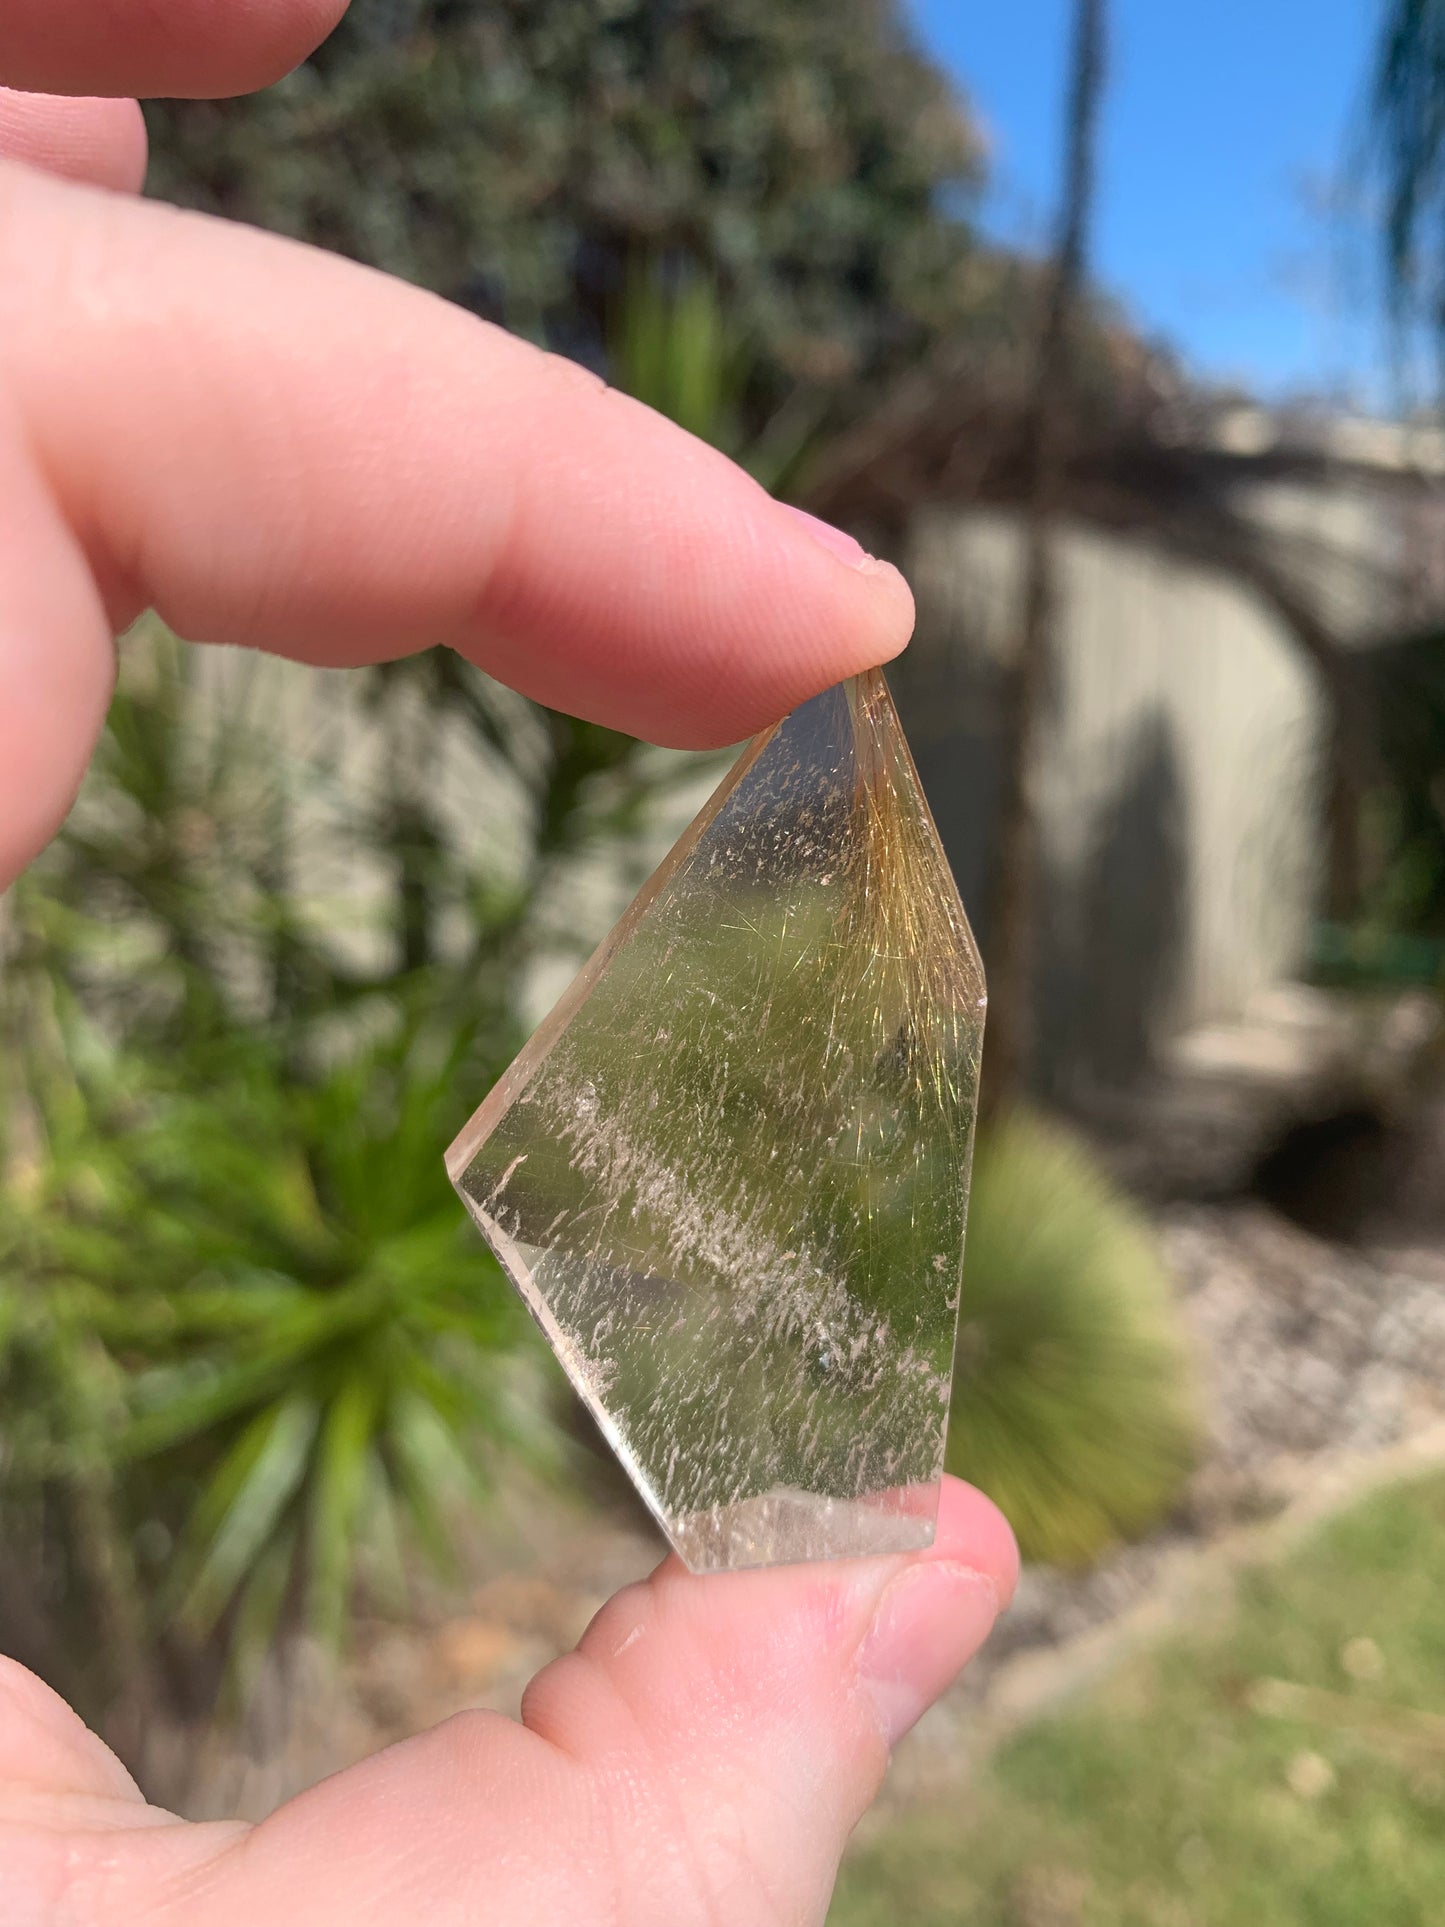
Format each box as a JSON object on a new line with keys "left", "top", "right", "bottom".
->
{"left": 948, "top": 1112, "right": 1197, "bottom": 1566}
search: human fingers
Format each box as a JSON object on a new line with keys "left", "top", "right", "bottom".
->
{"left": 171, "top": 1479, "right": 1014, "bottom": 1927}
{"left": 0, "top": 0, "right": 348, "bottom": 100}
{"left": 0, "top": 1483, "right": 1012, "bottom": 1925}
{"left": 0, "top": 1656, "right": 249, "bottom": 1925}
{"left": 0, "top": 88, "right": 146, "bottom": 191}
{"left": 0, "top": 388, "right": 117, "bottom": 893}
{"left": 0, "top": 162, "right": 914, "bottom": 888}
{"left": 0, "top": 1657, "right": 143, "bottom": 1810}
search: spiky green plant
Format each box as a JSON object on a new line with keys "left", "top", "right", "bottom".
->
{"left": 948, "top": 1112, "right": 1197, "bottom": 1566}
{"left": 609, "top": 263, "right": 825, "bottom": 491}
{"left": 1, "top": 965, "right": 537, "bottom": 1708}
{"left": 0, "top": 619, "right": 703, "bottom": 1714}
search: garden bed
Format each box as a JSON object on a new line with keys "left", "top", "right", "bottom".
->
{"left": 161, "top": 1196, "right": 1445, "bottom": 1822}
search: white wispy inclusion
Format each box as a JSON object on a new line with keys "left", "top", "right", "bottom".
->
{"left": 447, "top": 669, "right": 986, "bottom": 1571}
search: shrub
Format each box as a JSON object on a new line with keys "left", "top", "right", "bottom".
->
{"left": 947, "top": 1112, "right": 1197, "bottom": 1566}
{"left": 0, "top": 1002, "right": 531, "bottom": 1712}
{"left": 0, "top": 629, "right": 688, "bottom": 1717}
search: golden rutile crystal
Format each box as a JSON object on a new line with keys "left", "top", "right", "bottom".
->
{"left": 448, "top": 669, "right": 985, "bottom": 1570}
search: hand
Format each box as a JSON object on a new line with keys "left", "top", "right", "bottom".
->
{"left": 0, "top": 9, "right": 1017, "bottom": 1924}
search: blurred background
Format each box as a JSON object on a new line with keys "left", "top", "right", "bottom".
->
{"left": 6, "top": 1, "right": 1445, "bottom": 1918}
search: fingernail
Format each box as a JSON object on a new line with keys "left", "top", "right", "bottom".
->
{"left": 780, "top": 503, "right": 869, "bottom": 568}
{"left": 855, "top": 1562, "right": 1000, "bottom": 1748}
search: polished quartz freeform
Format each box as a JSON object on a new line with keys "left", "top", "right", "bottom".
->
{"left": 447, "top": 669, "right": 985, "bottom": 1571}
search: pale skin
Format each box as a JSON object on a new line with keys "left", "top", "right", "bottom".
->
{"left": 0, "top": 7, "right": 1018, "bottom": 1922}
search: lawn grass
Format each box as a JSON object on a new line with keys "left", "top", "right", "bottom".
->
{"left": 832, "top": 1470, "right": 1445, "bottom": 1926}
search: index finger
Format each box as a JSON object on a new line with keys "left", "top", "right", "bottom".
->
{"left": 0, "top": 166, "right": 913, "bottom": 886}
{"left": 0, "top": 0, "right": 347, "bottom": 98}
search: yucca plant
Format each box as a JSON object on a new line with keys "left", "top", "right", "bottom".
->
{"left": 1, "top": 968, "right": 537, "bottom": 1704}
{"left": 948, "top": 1112, "right": 1197, "bottom": 1566}
{"left": 0, "top": 618, "right": 706, "bottom": 1718}
{"left": 608, "top": 259, "right": 828, "bottom": 494}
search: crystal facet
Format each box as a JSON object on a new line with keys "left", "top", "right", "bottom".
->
{"left": 447, "top": 669, "right": 985, "bottom": 1570}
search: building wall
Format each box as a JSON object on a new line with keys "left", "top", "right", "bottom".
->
{"left": 895, "top": 508, "right": 1324, "bottom": 1096}
{"left": 111, "top": 499, "right": 1340, "bottom": 1103}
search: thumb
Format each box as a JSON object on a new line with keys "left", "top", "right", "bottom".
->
{"left": 180, "top": 1478, "right": 1016, "bottom": 1927}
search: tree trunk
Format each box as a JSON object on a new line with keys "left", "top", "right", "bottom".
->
{"left": 982, "top": 0, "right": 1108, "bottom": 1115}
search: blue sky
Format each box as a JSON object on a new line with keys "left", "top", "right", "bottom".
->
{"left": 910, "top": 1, "right": 1388, "bottom": 404}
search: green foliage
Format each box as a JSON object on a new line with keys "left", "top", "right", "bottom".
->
{"left": 1313, "top": 629, "right": 1445, "bottom": 983}
{"left": 1368, "top": 0, "right": 1445, "bottom": 355}
{"left": 608, "top": 263, "right": 832, "bottom": 493}
{"left": 613, "top": 267, "right": 745, "bottom": 448}
{"left": 948, "top": 1112, "right": 1197, "bottom": 1566}
{"left": 0, "top": 629, "right": 697, "bottom": 1708}
{"left": 834, "top": 1470, "right": 1445, "bottom": 1926}
{"left": 144, "top": 0, "right": 984, "bottom": 418}
{"left": 9, "top": 1001, "right": 515, "bottom": 1660}
{"left": 1364, "top": 629, "right": 1445, "bottom": 943}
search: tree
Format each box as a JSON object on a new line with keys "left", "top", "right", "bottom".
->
{"left": 146, "top": 0, "right": 985, "bottom": 421}
{"left": 1368, "top": 0, "right": 1445, "bottom": 362}
{"left": 802, "top": 6, "right": 1389, "bottom": 1065}
{"left": 981, "top": 0, "right": 1107, "bottom": 1113}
